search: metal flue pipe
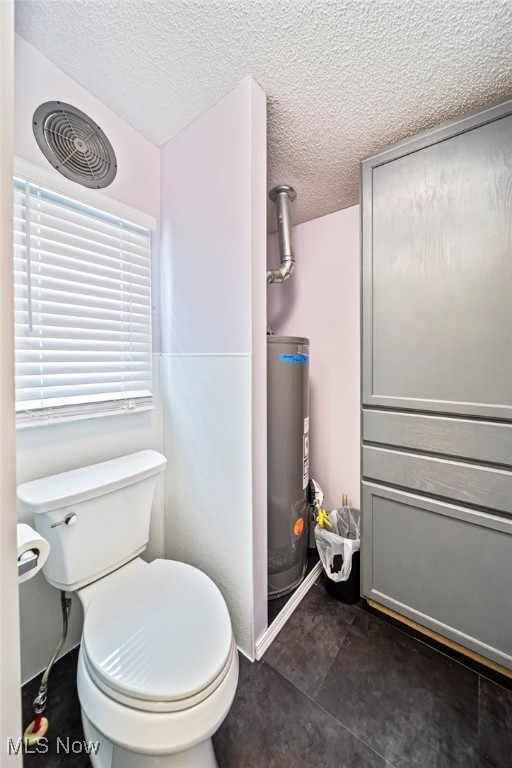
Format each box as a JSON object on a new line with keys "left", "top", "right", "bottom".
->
{"left": 267, "top": 185, "right": 297, "bottom": 285}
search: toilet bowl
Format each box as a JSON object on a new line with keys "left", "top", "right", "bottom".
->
{"left": 17, "top": 451, "right": 238, "bottom": 768}
{"left": 77, "top": 558, "right": 238, "bottom": 767}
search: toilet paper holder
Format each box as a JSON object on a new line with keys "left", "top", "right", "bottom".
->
{"left": 18, "top": 549, "right": 39, "bottom": 578}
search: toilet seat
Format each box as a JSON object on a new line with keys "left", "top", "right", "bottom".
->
{"left": 81, "top": 558, "right": 233, "bottom": 713}
{"left": 77, "top": 637, "right": 239, "bottom": 759}
{"left": 82, "top": 638, "right": 237, "bottom": 713}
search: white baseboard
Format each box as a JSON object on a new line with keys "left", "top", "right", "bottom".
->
{"left": 255, "top": 561, "right": 323, "bottom": 660}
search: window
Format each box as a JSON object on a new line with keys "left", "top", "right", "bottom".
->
{"left": 13, "top": 176, "right": 153, "bottom": 426}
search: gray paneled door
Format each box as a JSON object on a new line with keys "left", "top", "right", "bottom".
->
{"left": 362, "top": 483, "right": 512, "bottom": 670}
{"left": 361, "top": 96, "right": 512, "bottom": 669}
{"left": 362, "top": 98, "right": 512, "bottom": 420}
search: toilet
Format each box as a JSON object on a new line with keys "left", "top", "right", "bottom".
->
{"left": 17, "top": 450, "right": 239, "bottom": 768}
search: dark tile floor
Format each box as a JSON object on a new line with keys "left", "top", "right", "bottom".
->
{"left": 214, "top": 584, "right": 512, "bottom": 768}
{"left": 20, "top": 585, "right": 512, "bottom": 768}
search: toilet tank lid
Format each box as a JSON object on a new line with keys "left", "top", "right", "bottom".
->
{"left": 17, "top": 450, "right": 167, "bottom": 513}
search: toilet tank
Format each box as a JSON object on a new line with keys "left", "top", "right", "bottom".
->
{"left": 17, "top": 450, "right": 167, "bottom": 591}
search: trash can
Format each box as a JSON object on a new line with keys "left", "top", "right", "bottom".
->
{"left": 315, "top": 506, "right": 361, "bottom": 605}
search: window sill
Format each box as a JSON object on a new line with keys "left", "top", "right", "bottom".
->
{"left": 16, "top": 402, "right": 154, "bottom": 429}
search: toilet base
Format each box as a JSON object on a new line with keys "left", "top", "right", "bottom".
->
{"left": 83, "top": 712, "right": 219, "bottom": 768}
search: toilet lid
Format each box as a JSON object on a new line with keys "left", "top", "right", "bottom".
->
{"left": 82, "top": 559, "right": 233, "bottom": 706}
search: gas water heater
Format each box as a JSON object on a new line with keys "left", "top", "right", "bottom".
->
{"left": 267, "top": 335, "right": 310, "bottom": 598}
{"left": 266, "top": 185, "right": 310, "bottom": 599}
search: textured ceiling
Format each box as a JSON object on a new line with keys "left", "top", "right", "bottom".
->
{"left": 15, "top": 0, "right": 512, "bottom": 228}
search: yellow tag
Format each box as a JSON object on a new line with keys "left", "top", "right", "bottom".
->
{"left": 315, "top": 508, "right": 332, "bottom": 528}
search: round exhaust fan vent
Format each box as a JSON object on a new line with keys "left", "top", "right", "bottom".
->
{"left": 32, "top": 101, "right": 117, "bottom": 189}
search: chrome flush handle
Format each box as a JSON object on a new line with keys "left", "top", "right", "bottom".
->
{"left": 50, "top": 512, "right": 78, "bottom": 529}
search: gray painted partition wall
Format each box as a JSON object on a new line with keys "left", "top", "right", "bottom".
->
{"left": 361, "top": 96, "right": 512, "bottom": 669}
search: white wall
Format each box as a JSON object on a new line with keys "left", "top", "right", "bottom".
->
{"left": 14, "top": 36, "right": 159, "bottom": 221}
{"left": 14, "top": 35, "right": 163, "bottom": 684}
{"left": 249, "top": 81, "right": 269, "bottom": 644}
{"left": 17, "top": 359, "right": 164, "bottom": 683}
{"left": 14, "top": 35, "right": 163, "bottom": 352}
{"left": 267, "top": 205, "right": 361, "bottom": 510}
{"left": 1, "top": 3, "right": 22, "bottom": 761}
{"left": 160, "top": 76, "right": 267, "bottom": 657}
{"left": 13, "top": 30, "right": 360, "bottom": 685}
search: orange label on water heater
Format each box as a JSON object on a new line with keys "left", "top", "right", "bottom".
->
{"left": 294, "top": 519, "right": 304, "bottom": 536}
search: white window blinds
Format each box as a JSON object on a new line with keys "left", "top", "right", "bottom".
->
{"left": 13, "top": 177, "right": 153, "bottom": 426}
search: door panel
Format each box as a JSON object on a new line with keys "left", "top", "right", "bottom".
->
{"left": 363, "top": 445, "right": 512, "bottom": 515}
{"left": 363, "top": 409, "right": 512, "bottom": 467}
{"left": 362, "top": 483, "right": 512, "bottom": 669}
{"left": 362, "top": 99, "right": 512, "bottom": 419}
{"left": 0, "top": 0, "right": 22, "bottom": 757}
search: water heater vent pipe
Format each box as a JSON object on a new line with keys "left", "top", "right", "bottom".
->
{"left": 267, "top": 184, "right": 297, "bottom": 285}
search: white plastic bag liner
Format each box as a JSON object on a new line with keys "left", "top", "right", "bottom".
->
{"left": 315, "top": 507, "right": 360, "bottom": 582}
